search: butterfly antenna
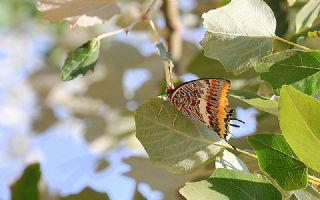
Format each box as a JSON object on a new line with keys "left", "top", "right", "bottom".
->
{"left": 229, "top": 124, "right": 240, "bottom": 128}
{"left": 229, "top": 118, "right": 245, "bottom": 124}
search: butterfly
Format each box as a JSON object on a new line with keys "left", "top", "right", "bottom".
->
{"left": 166, "top": 78, "right": 244, "bottom": 145}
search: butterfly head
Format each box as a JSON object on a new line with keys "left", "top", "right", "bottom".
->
{"left": 165, "top": 86, "right": 175, "bottom": 100}
{"left": 225, "top": 108, "right": 245, "bottom": 131}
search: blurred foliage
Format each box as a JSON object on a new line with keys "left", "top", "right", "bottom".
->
{"left": 62, "top": 188, "right": 109, "bottom": 200}
{"left": 11, "top": 163, "right": 41, "bottom": 200}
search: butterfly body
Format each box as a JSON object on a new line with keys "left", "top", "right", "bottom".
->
{"left": 166, "top": 78, "right": 239, "bottom": 141}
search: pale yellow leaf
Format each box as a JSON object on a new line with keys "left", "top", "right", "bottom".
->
{"left": 36, "top": 0, "right": 120, "bottom": 28}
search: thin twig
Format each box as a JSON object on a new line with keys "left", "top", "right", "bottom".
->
{"left": 96, "top": 0, "right": 158, "bottom": 40}
{"left": 161, "top": 0, "right": 182, "bottom": 74}
{"left": 214, "top": 142, "right": 258, "bottom": 159}
{"left": 272, "top": 35, "right": 311, "bottom": 51}
{"left": 149, "top": 20, "right": 161, "bottom": 43}
{"left": 148, "top": 20, "right": 174, "bottom": 88}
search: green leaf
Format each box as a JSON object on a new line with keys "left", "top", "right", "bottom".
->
{"left": 248, "top": 134, "right": 308, "bottom": 191}
{"left": 155, "top": 42, "right": 173, "bottom": 63}
{"left": 61, "top": 38, "right": 100, "bottom": 81}
{"left": 135, "top": 97, "right": 222, "bottom": 174}
{"left": 295, "top": 0, "right": 320, "bottom": 32}
{"left": 11, "top": 163, "right": 41, "bottom": 200}
{"left": 201, "top": 0, "right": 276, "bottom": 74}
{"left": 179, "top": 169, "right": 282, "bottom": 200}
{"left": 279, "top": 86, "right": 320, "bottom": 172}
{"left": 257, "top": 50, "right": 320, "bottom": 96}
{"left": 61, "top": 187, "right": 109, "bottom": 200}
{"left": 230, "top": 90, "right": 278, "bottom": 115}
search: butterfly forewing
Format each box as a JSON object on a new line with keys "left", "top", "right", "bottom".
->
{"left": 168, "top": 79, "right": 231, "bottom": 140}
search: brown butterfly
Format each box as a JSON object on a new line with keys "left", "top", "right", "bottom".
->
{"left": 166, "top": 78, "right": 244, "bottom": 146}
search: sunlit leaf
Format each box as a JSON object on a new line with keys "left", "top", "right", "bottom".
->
{"left": 279, "top": 86, "right": 320, "bottom": 172}
{"left": 256, "top": 50, "right": 320, "bottom": 96}
{"left": 249, "top": 134, "right": 308, "bottom": 191}
{"left": 201, "top": 0, "right": 276, "bottom": 74}
{"left": 11, "top": 163, "right": 41, "bottom": 200}
{"left": 215, "top": 150, "right": 248, "bottom": 172}
{"left": 36, "top": 0, "right": 120, "bottom": 28}
{"left": 135, "top": 97, "right": 222, "bottom": 174}
{"left": 287, "top": 0, "right": 297, "bottom": 6}
{"left": 61, "top": 38, "right": 100, "bottom": 81}
{"left": 230, "top": 91, "right": 278, "bottom": 115}
{"left": 62, "top": 187, "right": 109, "bottom": 200}
{"left": 179, "top": 169, "right": 282, "bottom": 200}
{"left": 295, "top": 0, "right": 320, "bottom": 32}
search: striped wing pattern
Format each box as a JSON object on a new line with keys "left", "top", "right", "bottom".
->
{"left": 167, "top": 79, "right": 231, "bottom": 140}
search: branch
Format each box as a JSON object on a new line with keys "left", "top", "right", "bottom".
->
{"left": 161, "top": 0, "right": 182, "bottom": 74}
{"left": 97, "top": 0, "right": 158, "bottom": 40}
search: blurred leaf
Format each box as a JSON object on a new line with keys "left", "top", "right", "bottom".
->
{"left": 248, "top": 134, "right": 308, "bottom": 191}
{"left": 62, "top": 187, "right": 109, "bottom": 200}
{"left": 257, "top": 50, "right": 320, "bottom": 96}
{"left": 279, "top": 86, "right": 320, "bottom": 172}
{"left": 95, "top": 158, "right": 109, "bottom": 172}
{"left": 179, "top": 169, "right": 282, "bottom": 200}
{"left": 295, "top": 0, "right": 320, "bottom": 32}
{"left": 125, "top": 156, "right": 211, "bottom": 200}
{"left": 215, "top": 150, "right": 249, "bottom": 172}
{"left": 61, "top": 38, "right": 100, "bottom": 81}
{"left": 11, "top": 163, "right": 41, "bottom": 200}
{"left": 297, "top": 31, "right": 320, "bottom": 50}
{"left": 186, "top": 51, "right": 258, "bottom": 79}
{"left": 230, "top": 90, "right": 278, "bottom": 115}
{"left": 135, "top": 97, "right": 222, "bottom": 174}
{"left": 287, "top": 0, "right": 297, "bottom": 6}
{"left": 36, "top": 0, "right": 120, "bottom": 28}
{"left": 201, "top": 0, "right": 276, "bottom": 74}
{"left": 132, "top": 186, "right": 147, "bottom": 200}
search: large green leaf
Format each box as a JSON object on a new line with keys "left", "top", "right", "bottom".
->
{"left": 201, "top": 0, "right": 276, "bottom": 74}
{"left": 61, "top": 38, "right": 100, "bottom": 81}
{"left": 11, "top": 163, "right": 41, "bottom": 200}
{"left": 179, "top": 169, "right": 282, "bottom": 200}
{"left": 257, "top": 50, "right": 320, "bottom": 96}
{"left": 295, "top": 0, "right": 320, "bottom": 32}
{"left": 230, "top": 90, "right": 278, "bottom": 115}
{"left": 248, "top": 134, "right": 308, "bottom": 191}
{"left": 135, "top": 97, "right": 222, "bottom": 174}
{"left": 279, "top": 86, "right": 320, "bottom": 172}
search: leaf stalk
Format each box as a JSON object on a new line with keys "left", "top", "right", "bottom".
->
{"left": 272, "top": 35, "right": 311, "bottom": 51}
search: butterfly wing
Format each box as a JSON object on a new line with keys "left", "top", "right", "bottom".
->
{"left": 168, "top": 78, "right": 231, "bottom": 140}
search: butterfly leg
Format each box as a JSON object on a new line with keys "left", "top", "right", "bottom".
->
{"left": 157, "top": 100, "right": 170, "bottom": 118}
{"left": 157, "top": 103, "right": 164, "bottom": 118}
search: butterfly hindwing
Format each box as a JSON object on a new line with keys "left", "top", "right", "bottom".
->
{"left": 168, "top": 78, "right": 231, "bottom": 140}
